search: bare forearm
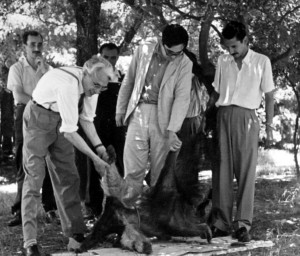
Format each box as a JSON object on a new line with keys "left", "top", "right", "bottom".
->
{"left": 265, "top": 90, "right": 274, "bottom": 124}
{"left": 79, "top": 119, "right": 102, "bottom": 147}
{"left": 64, "top": 131, "right": 98, "bottom": 161}
{"left": 13, "top": 88, "right": 31, "bottom": 103}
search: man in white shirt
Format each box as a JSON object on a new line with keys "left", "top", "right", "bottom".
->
{"left": 7, "top": 30, "right": 57, "bottom": 228}
{"left": 211, "top": 21, "right": 274, "bottom": 242}
{"left": 21, "top": 56, "right": 116, "bottom": 256}
{"left": 78, "top": 43, "right": 126, "bottom": 220}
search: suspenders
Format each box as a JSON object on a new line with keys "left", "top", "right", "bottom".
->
{"left": 35, "top": 67, "right": 82, "bottom": 111}
{"left": 57, "top": 67, "right": 80, "bottom": 84}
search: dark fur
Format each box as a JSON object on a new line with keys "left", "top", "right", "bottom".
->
{"left": 81, "top": 133, "right": 212, "bottom": 254}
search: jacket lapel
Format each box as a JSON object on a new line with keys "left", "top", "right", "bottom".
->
{"left": 160, "top": 57, "right": 180, "bottom": 90}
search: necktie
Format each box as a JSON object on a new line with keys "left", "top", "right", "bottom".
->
{"left": 78, "top": 93, "right": 85, "bottom": 114}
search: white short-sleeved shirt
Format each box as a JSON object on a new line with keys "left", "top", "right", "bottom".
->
{"left": 213, "top": 49, "right": 275, "bottom": 109}
{"left": 32, "top": 67, "right": 98, "bottom": 133}
{"left": 7, "top": 56, "right": 44, "bottom": 105}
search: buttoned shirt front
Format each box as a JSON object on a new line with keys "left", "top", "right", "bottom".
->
{"left": 32, "top": 67, "right": 98, "bottom": 133}
{"left": 140, "top": 43, "right": 169, "bottom": 104}
{"left": 7, "top": 56, "right": 45, "bottom": 105}
{"left": 213, "top": 49, "right": 275, "bottom": 109}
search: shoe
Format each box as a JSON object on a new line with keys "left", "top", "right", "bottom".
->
{"left": 25, "top": 244, "right": 41, "bottom": 256}
{"left": 212, "top": 226, "right": 229, "bottom": 238}
{"left": 67, "top": 234, "right": 85, "bottom": 252}
{"left": 233, "top": 227, "right": 251, "bottom": 242}
{"left": 45, "top": 210, "right": 60, "bottom": 225}
{"left": 7, "top": 213, "right": 22, "bottom": 227}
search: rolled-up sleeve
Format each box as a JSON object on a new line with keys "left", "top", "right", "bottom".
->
{"left": 80, "top": 94, "right": 98, "bottom": 122}
{"left": 261, "top": 58, "right": 274, "bottom": 93}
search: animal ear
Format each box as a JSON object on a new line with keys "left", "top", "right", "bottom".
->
{"left": 106, "top": 145, "right": 117, "bottom": 164}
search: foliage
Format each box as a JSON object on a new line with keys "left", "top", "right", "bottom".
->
{"left": 0, "top": 0, "right": 299, "bottom": 170}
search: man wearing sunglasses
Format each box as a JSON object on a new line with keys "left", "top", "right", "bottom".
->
{"left": 116, "top": 24, "right": 193, "bottom": 207}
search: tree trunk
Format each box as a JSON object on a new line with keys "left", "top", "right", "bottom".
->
{"left": 68, "top": 0, "right": 102, "bottom": 66}
{"left": 292, "top": 86, "right": 300, "bottom": 179}
{"left": 198, "top": 11, "right": 215, "bottom": 86}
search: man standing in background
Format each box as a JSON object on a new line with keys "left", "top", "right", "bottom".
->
{"left": 7, "top": 30, "right": 58, "bottom": 227}
{"left": 211, "top": 21, "right": 274, "bottom": 242}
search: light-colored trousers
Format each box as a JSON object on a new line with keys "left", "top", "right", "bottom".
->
{"left": 123, "top": 103, "right": 170, "bottom": 205}
{"left": 212, "top": 105, "right": 259, "bottom": 232}
{"left": 22, "top": 101, "right": 86, "bottom": 248}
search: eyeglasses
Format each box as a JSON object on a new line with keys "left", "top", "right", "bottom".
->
{"left": 164, "top": 45, "right": 184, "bottom": 57}
{"left": 93, "top": 82, "right": 102, "bottom": 89}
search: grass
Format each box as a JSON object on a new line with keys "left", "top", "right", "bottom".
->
{"left": 0, "top": 148, "right": 299, "bottom": 255}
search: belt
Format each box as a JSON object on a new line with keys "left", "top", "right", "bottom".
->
{"left": 32, "top": 100, "right": 57, "bottom": 113}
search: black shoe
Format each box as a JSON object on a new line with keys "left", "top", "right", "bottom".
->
{"left": 233, "top": 227, "right": 251, "bottom": 242}
{"left": 7, "top": 213, "right": 22, "bottom": 227}
{"left": 45, "top": 210, "right": 60, "bottom": 225}
{"left": 25, "top": 244, "right": 41, "bottom": 256}
{"left": 212, "top": 227, "right": 229, "bottom": 238}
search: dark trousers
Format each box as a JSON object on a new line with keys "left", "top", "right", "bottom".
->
{"left": 77, "top": 109, "right": 126, "bottom": 216}
{"left": 94, "top": 112, "right": 126, "bottom": 176}
{"left": 0, "top": 90, "right": 14, "bottom": 157}
{"left": 11, "top": 104, "right": 57, "bottom": 215}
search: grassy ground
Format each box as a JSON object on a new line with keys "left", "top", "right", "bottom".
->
{"left": 0, "top": 148, "right": 299, "bottom": 256}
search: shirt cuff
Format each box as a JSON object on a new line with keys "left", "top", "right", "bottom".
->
{"left": 59, "top": 124, "right": 78, "bottom": 133}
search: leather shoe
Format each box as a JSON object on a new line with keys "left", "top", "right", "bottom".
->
{"left": 233, "top": 227, "right": 251, "bottom": 242}
{"left": 212, "top": 226, "right": 229, "bottom": 238}
{"left": 7, "top": 213, "right": 22, "bottom": 227}
{"left": 25, "top": 244, "right": 41, "bottom": 256}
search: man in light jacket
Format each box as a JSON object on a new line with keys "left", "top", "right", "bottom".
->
{"left": 116, "top": 24, "right": 193, "bottom": 206}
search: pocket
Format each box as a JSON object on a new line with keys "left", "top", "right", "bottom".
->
{"left": 31, "top": 109, "right": 52, "bottom": 131}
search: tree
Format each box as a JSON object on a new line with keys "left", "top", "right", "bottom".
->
{"left": 0, "top": 0, "right": 299, "bottom": 176}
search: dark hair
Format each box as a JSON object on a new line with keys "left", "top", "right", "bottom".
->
{"left": 22, "top": 30, "right": 43, "bottom": 45}
{"left": 184, "top": 49, "right": 203, "bottom": 79}
{"left": 162, "top": 24, "right": 189, "bottom": 48}
{"left": 99, "top": 43, "right": 120, "bottom": 54}
{"left": 222, "top": 21, "right": 247, "bottom": 42}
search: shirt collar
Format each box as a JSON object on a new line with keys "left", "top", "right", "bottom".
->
{"left": 242, "top": 48, "right": 252, "bottom": 65}
{"left": 229, "top": 48, "right": 252, "bottom": 66}
{"left": 155, "top": 41, "right": 167, "bottom": 60}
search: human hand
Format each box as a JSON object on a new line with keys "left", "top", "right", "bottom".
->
{"left": 96, "top": 145, "right": 109, "bottom": 163}
{"left": 167, "top": 131, "right": 182, "bottom": 152}
{"left": 93, "top": 157, "right": 110, "bottom": 177}
{"left": 106, "top": 145, "right": 117, "bottom": 164}
{"left": 35, "top": 56, "right": 48, "bottom": 74}
{"left": 116, "top": 113, "right": 126, "bottom": 127}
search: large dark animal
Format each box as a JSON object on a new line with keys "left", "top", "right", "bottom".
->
{"left": 80, "top": 129, "right": 212, "bottom": 254}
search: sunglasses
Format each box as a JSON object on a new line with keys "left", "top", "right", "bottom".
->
{"left": 164, "top": 45, "right": 184, "bottom": 57}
